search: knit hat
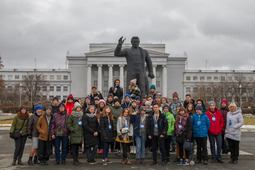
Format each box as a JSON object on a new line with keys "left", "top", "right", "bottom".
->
{"left": 113, "top": 98, "right": 120, "bottom": 104}
{"left": 145, "top": 101, "right": 151, "bottom": 106}
{"left": 94, "top": 97, "right": 99, "bottom": 101}
{"left": 53, "top": 96, "right": 59, "bottom": 101}
{"left": 34, "top": 105, "right": 43, "bottom": 112}
{"left": 58, "top": 102, "right": 65, "bottom": 108}
{"left": 131, "top": 100, "right": 137, "bottom": 104}
{"left": 107, "top": 93, "right": 113, "bottom": 98}
{"left": 140, "top": 106, "right": 146, "bottom": 112}
{"left": 130, "top": 78, "right": 137, "bottom": 85}
{"left": 135, "top": 96, "right": 141, "bottom": 101}
{"left": 124, "top": 94, "right": 131, "bottom": 99}
{"left": 209, "top": 101, "right": 216, "bottom": 106}
{"left": 172, "top": 92, "right": 178, "bottom": 98}
{"left": 67, "top": 94, "right": 74, "bottom": 100}
{"left": 176, "top": 103, "right": 181, "bottom": 107}
{"left": 85, "top": 96, "right": 91, "bottom": 100}
{"left": 45, "top": 106, "right": 52, "bottom": 110}
{"left": 155, "top": 93, "right": 162, "bottom": 99}
{"left": 98, "top": 99, "right": 106, "bottom": 106}
{"left": 73, "top": 102, "right": 82, "bottom": 110}
{"left": 195, "top": 105, "right": 203, "bottom": 111}
{"left": 162, "top": 104, "right": 169, "bottom": 111}
{"left": 221, "top": 99, "right": 228, "bottom": 105}
{"left": 150, "top": 84, "right": 156, "bottom": 90}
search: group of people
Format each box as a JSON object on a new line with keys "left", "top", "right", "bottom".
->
{"left": 9, "top": 79, "right": 244, "bottom": 167}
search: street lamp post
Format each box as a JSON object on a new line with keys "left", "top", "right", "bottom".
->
{"left": 19, "top": 83, "right": 22, "bottom": 107}
{"left": 239, "top": 84, "right": 242, "bottom": 108}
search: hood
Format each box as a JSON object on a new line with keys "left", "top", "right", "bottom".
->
{"left": 230, "top": 107, "right": 242, "bottom": 115}
{"left": 208, "top": 107, "right": 219, "bottom": 113}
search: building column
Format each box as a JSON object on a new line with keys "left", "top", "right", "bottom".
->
{"left": 152, "top": 65, "right": 157, "bottom": 86}
{"left": 97, "top": 64, "right": 102, "bottom": 92}
{"left": 119, "top": 65, "right": 124, "bottom": 88}
{"left": 87, "top": 65, "right": 92, "bottom": 95}
{"left": 162, "top": 65, "right": 167, "bottom": 97}
{"left": 108, "top": 65, "right": 113, "bottom": 89}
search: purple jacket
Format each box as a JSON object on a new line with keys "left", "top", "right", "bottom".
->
{"left": 51, "top": 111, "right": 69, "bottom": 137}
{"left": 220, "top": 107, "right": 228, "bottom": 134}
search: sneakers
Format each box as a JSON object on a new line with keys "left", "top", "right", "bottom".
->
{"left": 102, "top": 159, "right": 107, "bottom": 166}
{"left": 177, "top": 161, "right": 183, "bottom": 165}
{"left": 117, "top": 150, "right": 121, "bottom": 156}
{"left": 183, "top": 161, "right": 189, "bottom": 166}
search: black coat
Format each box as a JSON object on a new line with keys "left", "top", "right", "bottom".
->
{"left": 147, "top": 111, "right": 168, "bottom": 138}
{"left": 183, "top": 99, "right": 195, "bottom": 109}
{"left": 51, "top": 105, "right": 59, "bottom": 115}
{"left": 100, "top": 115, "right": 115, "bottom": 142}
{"left": 82, "top": 113, "right": 99, "bottom": 148}
{"left": 90, "top": 92, "right": 103, "bottom": 105}
{"left": 175, "top": 116, "right": 193, "bottom": 143}
{"left": 109, "top": 85, "right": 123, "bottom": 101}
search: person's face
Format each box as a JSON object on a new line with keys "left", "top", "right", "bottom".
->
{"left": 46, "top": 109, "right": 51, "bottom": 116}
{"left": 115, "top": 80, "right": 120, "bottom": 86}
{"left": 36, "top": 109, "right": 42, "bottom": 114}
{"left": 132, "top": 102, "right": 137, "bottom": 108}
{"left": 95, "top": 100, "right": 99, "bottom": 105}
{"left": 92, "top": 88, "right": 97, "bottom": 93}
{"left": 131, "top": 38, "right": 140, "bottom": 48}
{"left": 114, "top": 101, "right": 120, "bottom": 107}
{"left": 76, "top": 107, "right": 81, "bottom": 112}
{"left": 68, "top": 99, "right": 73, "bottom": 103}
{"left": 78, "top": 99, "right": 82, "bottom": 104}
{"left": 99, "top": 102, "right": 105, "bottom": 108}
{"left": 150, "top": 89, "right": 155, "bottom": 93}
{"left": 163, "top": 107, "right": 169, "bottom": 113}
{"left": 210, "top": 104, "right": 215, "bottom": 111}
{"left": 85, "top": 98, "right": 90, "bottom": 104}
{"left": 186, "top": 96, "right": 191, "bottom": 101}
{"left": 153, "top": 105, "right": 159, "bottom": 112}
{"left": 130, "top": 82, "right": 134, "bottom": 86}
{"left": 145, "top": 105, "right": 150, "bottom": 109}
{"left": 229, "top": 106, "right": 236, "bottom": 112}
{"left": 221, "top": 102, "right": 227, "bottom": 107}
{"left": 197, "top": 101, "right": 202, "bottom": 106}
{"left": 106, "top": 107, "right": 111, "bottom": 113}
{"left": 59, "top": 106, "right": 65, "bottom": 111}
{"left": 136, "top": 100, "right": 140, "bottom": 105}
{"left": 176, "top": 106, "right": 180, "bottom": 112}
{"left": 125, "top": 97, "right": 130, "bottom": 103}
{"left": 124, "top": 110, "right": 129, "bottom": 117}
{"left": 21, "top": 108, "right": 26, "bottom": 114}
{"left": 148, "top": 97, "right": 153, "bottom": 103}
{"left": 162, "top": 98, "right": 166, "bottom": 104}
{"left": 108, "top": 96, "right": 113, "bottom": 102}
{"left": 53, "top": 100, "right": 59, "bottom": 106}
{"left": 89, "top": 107, "right": 95, "bottom": 113}
{"left": 179, "top": 110, "right": 185, "bottom": 116}
{"left": 141, "top": 110, "right": 146, "bottom": 115}
{"left": 196, "top": 110, "right": 202, "bottom": 114}
{"left": 156, "top": 97, "right": 161, "bottom": 103}
{"left": 142, "top": 98, "right": 147, "bottom": 104}
{"left": 188, "top": 105, "right": 193, "bottom": 112}
{"left": 173, "top": 96, "right": 178, "bottom": 101}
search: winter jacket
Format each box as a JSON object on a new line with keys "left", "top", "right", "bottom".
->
{"left": 206, "top": 108, "right": 224, "bottom": 135}
{"left": 129, "top": 85, "right": 141, "bottom": 99}
{"left": 10, "top": 112, "right": 29, "bottom": 136}
{"left": 67, "top": 113, "right": 83, "bottom": 144}
{"left": 191, "top": 112, "right": 210, "bottom": 138}
{"left": 220, "top": 107, "right": 228, "bottom": 134}
{"left": 90, "top": 91, "right": 103, "bottom": 105}
{"left": 28, "top": 113, "right": 41, "bottom": 137}
{"left": 121, "top": 102, "right": 131, "bottom": 109}
{"left": 51, "top": 105, "right": 59, "bottom": 115}
{"left": 116, "top": 116, "right": 133, "bottom": 143}
{"left": 183, "top": 99, "right": 195, "bottom": 109}
{"left": 109, "top": 83, "right": 123, "bottom": 101}
{"left": 174, "top": 114, "right": 193, "bottom": 143}
{"left": 225, "top": 108, "right": 244, "bottom": 141}
{"left": 111, "top": 105, "right": 123, "bottom": 130}
{"left": 100, "top": 115, "right": 115, "bottom": 142}
{"left": 36, "top": 114, "right": 53, "bottom": 141}
{"left": 162, "top": 111, "right": 175, "bottom": 136}
{"left": 130, "top": 112, "right": 149, "bottom": 137}
{"left": 169, "top": 100, "right": 183, "bottom": 117}
{"left": 82, "top": 112, "right": 99, "bottom": 148}
{"left": 65, "top": 102, "right": 74, "bottom": 115}
{"left": 147, "top": 111, "right": 168, "bottom": 138}
{"left": 51, "top": 111, "right": 69, "bottom": 137}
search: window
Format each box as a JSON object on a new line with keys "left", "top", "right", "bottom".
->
{"left": 156, "top": 71, "right": 160, "bottom": 78}
{"left": 221, "top": 76, "right": 225, "bottom": 81}
{"left": 42, "top": 86, "right": 47, "bottom": 91}
{"left": 42, "top": 96, "right": 47, "bottom": 101}
{"left": 186, "top": 76, "right": 191, "bottom": 81}
{"left": 49, "top": 96, "right": 54, "bottom": 100}
{"left": 63, "top": 75, "right": 68, "bottom": 80}
{"left": 57, "top": 95, "right": 61, "bottom": 100}
{"left": 50, "top": 75, "right": 54, "bottom": 80}
{"left": 248, "top": 97, "right": 253, "bottom": 102}
{"left": 214, "top": 76, "right": 219, "bottom": 81}
{"left": 200, "top": 76, "right": 205, "bottom": 81}
{"left": 228, "top": 76, "right": 232, "bottom": 81}
{"left": 63, "top": 96, "right": 67, "bottom": 100}
{"left": 186, "top": 87, "right": 190, "bottom": 93}
{"left": 22, "top": 75, "right": 26, "bottom": 79}
{"left": 15, "top": 75, "right": 19, "bottom": 79}
{"left": 207, "top": 76, "right": 211, "bottom": 81}
{"left": 104, "top": 80, "right": 108, "bottom": 87}
{"left": 63, "top": 86, "right": 68, "bottom": 92}
{"left": 103, "top": 71, "right": 109, "bottom": 77}
{"left": 242, "top": 97, "right": 247, "bottom": 102}
{"left": 94, "top": 80, "right": 98, "bottom": 87}
{"left": 193, "top": 87, "right": 198, "bottom": 93}
{"left": 8, "top": 75, "right": 12, "bottom": 80}
{"left": 193, "top": 76, "right": 197, "bottom": 81}
{"left": 56, "top": 86, "right": 61, "bottom": 91}
{"left": 50, "top": 86, "right": 54, "bottom": 91}
{"left": 114, "top": 71, "right": 119, "bottom": 77}
{"left": 57, "top": 75, "right": 61, "bottom": 80}
{"left": 156, "top": 81, "right": 160, "bottom": 88}
{"left": 93, "top": 71, "right": 98, "bottom": 77}
{"left": 249, "top": 77, "right": 253, "bottom": 81}
{"left": 43, "top": 75, "right": 47, "bottom": 80}
{"left": 1, "top": 75, "right": 5, "bottom": 80}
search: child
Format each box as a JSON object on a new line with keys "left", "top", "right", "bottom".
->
{"left": 67, "top": 102, "right": 83, "bottom": 166}
{"left": 175, "top": 107, "right": 192, "bottom": 166}
{"left": 128, "top": 79, "right": 141, "bottom": 100}
{"left": 219, "top": 99, "right": 228, "bottom": 154}
{"left": 96, "top": 99, "right": 106, "bottom": 154}
{"left": 83, "top": 105, "right": 99, "bottom": 164}
{"left": 191, "top": 105, "right": 210, "bottom": 165}
{"left": 100, "top": 106, "right": 115, "bottom": 166}
{"left": 129, "top": 100, "right": 138, "bottom": 154}
{"left": 65, "top": 94, "right": 75, "bottom": 115}
{"left": 116, "top": 108, "right": 133, "bottom": 165}
{"left": 121, "top": 94, "right": 131, "bottom": 109}
{"left": 162, "top": 104, "right": 175, "bottom": 163}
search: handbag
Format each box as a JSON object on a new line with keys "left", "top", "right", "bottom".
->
{"left": 56, "top": 114, "right": 66, "bottom": 137}
{"left": 183, "top": 141, "right": 194, "bottom": 151}
{"left": 10, "top": 119, "right": 26, "bottom": 139}
{"left": 223, "top": 137, "right": 230, "bottom": 154}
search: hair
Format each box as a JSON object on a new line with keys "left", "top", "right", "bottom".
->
{"left": 129, "top": 82, "right": 135, "bottom": 89}
{"left": 88, "top": 105, "right": 95, "bottom": 111}
{"left": 196, "top": 99, "right": 206, "bottom": 110}
{"left": 147, "top": 95, "right": 153, "bottom": 100}
{"left": 176, "top": 107, "right": 187, "bottom": 121}
{"left": 92, "top": 86, "right": 97, "bottom": 89}
{"left": 120, "top": 108, "right": 130, "bottom": 118}
{"left": 142, "top": 97, "right": 147, "bottom": 100}
{"left": 185, "top": 94, "right": 191, "bottom": 97}
{"left": 186, "top": 103, "right": 195, "bottom": 116}
{"left": 228, "top": 103, "right": 237, "bottom": 110}
{"left": 161, "top": 97, "right": 168, "bottom": 104}
{"left": 153, "top": 103, "right": 159, "bottom": 107}
{"left": 102, "top": 106, "right": 114, "bottom": 120}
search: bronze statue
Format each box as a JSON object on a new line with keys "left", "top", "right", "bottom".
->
{"left": 114, "top": 36, "right": 155, "bottom": 97}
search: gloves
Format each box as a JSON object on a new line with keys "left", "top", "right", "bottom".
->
{"left": 118, "top": 135, "right": 123, "bottom": 140}
{"left": 129, "top": 136, "right": 133, "bottom": 141}
{"left": 28, "top": 134, "right": 32, "bottom": 139}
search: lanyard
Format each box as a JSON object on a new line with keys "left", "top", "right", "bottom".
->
{"left": 107, "top": 116, "right": 111, "bottom": 124}
{"left": 46, "top": 116, "right": 50, "bottom": 125}
{"left": 133, "top": 107, "right": 136, "bottom": 112}
{"left": 154, "top": 114, "right": 159, "bottom": 122}
{"left": 141, "top": 115, "right": 146, "bottom": 123}
{"left": 125, "top": 102, "right": 130, "bottom": 108}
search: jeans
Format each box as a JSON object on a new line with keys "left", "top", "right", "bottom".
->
{"left": 227, "top": 138, "right": 239, "bottom": 161}
{"left": 178, "top": 142, "right": 190, "bottom": 159}
{"left": 208, "top": 134, "right": 222, "bottom": 161}
{"left": 122, "top": 143, "right": 129, "bottom": 158}
{"left": 152, "top": 135, "right": 166, "bottom": 163}
{"left": 55, "top": 136, "right": 68, "bottom": 162}
{"left": 103, "top": 142, "right": 111, "bottom": 160}
{"left": 135, "top": 134, "right": 146, "bottom": 159}
{"left": 164, "top": 136, "right": 172, "bottom": 160}
{"left": 171, "top": 132, "right": 176, "bottom": 147}
{"left": 195, "top": 137, "right": 208, "bottom": 161}
{"left": 14, "top": 136, "right": 27, "bottom": 161}
{"left": 38, "top": 139, "right": 52, "bottom": 161}
{"left": 85, "top": 145, "right": 98, "bottom": 162}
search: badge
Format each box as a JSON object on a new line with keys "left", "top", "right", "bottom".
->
{"left": 78, "top": 120, "right": 82, "bottom": 126}
{"left": 124, "top": 126, "right": 128, "bottom": 132}
{"left": 140, "top": 123, "right": 144, "bottom": 129}
{"left": 108, "top": 124, "right": 112, "bottom": 130}
{"left": 178, "top": 123, "right": 182, "bottom": 129}
{"left": 212, "top": 116, "right": 216, "bottom": 122}
{"left": 197, "top": 121, "right": 201, "bottom": 126}
{"left": 155, "top": 123, "right": 158, "bottom": 129}
{"left": 229, "top": 120, "right": 232, "bottom": 126}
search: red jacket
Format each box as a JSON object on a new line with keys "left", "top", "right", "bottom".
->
{"left": 65, "top": 102, "right": 74, "bottom": 115}
{"left": 206, "top": 107, "right": 224, "bottom": 135}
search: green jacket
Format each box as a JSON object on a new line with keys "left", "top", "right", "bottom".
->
{"left": 162, "top": 111, "right": 175, "bottom": 136}
{"left": 10, "top": 113, "right": 30, "bottom": 136}
{"left": 67, "top": 114, "right": 83, "bottom": 144}
{"left": 111, "top": 106, "right": 123, "bottom": 129}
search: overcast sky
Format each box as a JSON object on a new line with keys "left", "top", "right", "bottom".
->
{"left": 0, "top": 0, "right": 254, "bottom": 70}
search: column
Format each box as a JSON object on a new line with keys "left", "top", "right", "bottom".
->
{"left": 97, "top": 64, "right": 102, "bottom": 92}
{"left": 162, "top": 65, "right": 167, "bottom": 97}
{"left": 119, "top": 65, "right": 124, "bottom": 88}
{"left": 108, "top": 65, "right": 113, "bottom": 89}
{"left": 152, "top": 65, "right": 157, "bottom": 86}
{"left": 87, "top": 64, "right": 92, "bottom": 95}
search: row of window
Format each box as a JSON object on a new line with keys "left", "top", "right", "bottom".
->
{"left": 1, "top": 74, "right": 69, "bottom": 81}
{"left": 5, "top": 85, "right": 69, "bottom": 92}
{"left": 186, "top": 75, "right": 253, "bottom": 81}
{"left": 93, "top": 70, "right": 161, "bottom": 78}
{"left": 186, "top": 86, "right": 254, "bottom": 93}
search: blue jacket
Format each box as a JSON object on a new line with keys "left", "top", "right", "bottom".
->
{"left": 130, "top": 113, "right": 149, "bottom": 137}
{"left": 191, "top": 112, "right": 210, "bottom": 138}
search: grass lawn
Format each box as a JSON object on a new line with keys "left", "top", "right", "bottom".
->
{"left": 0, "top": 117, "right": 14, "bottom": 125}
{"left": 243, "top": 116, "right": 255, "bottom": 125}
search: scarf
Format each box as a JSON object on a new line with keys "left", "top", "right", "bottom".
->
{"left": 18, "top": 112, "right": 29, "bottom": 120}
{"left": 72, "top": 111, "right": 83, "bottom": 119}
{"left": 86, "top": 113, "right": 96, "bottom": 118}
{"left": 175, "top": 114, "right": 189, "bottom": 136}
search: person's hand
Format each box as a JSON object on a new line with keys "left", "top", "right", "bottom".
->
{"left": 119, "top": 135, "right": 123, "bottom": 140}
{"left": 160, "top": 135, "right": 164, "bottom": 138}
{"left": 68, "top": 136, "right": 71, "bottom": 140}
{"left": 187, "top": 139, "right": 190, "bottom": 142}
{"left": 148, "top": 136, "right": 152, "bottom": 139}
{"left": 52, "top": 135, "right": 55, "bottom": 139}
{"left": 94, "top": 132, "right": 98, "bottom": 136}
{"left": 118, "top": 36, "right": 125, "bottom": 45}
{"left": 114, "top": 90, "right": 117, "bottom": 93}
{"left": 148, "top": 73, "right": 155, "bottom": 79}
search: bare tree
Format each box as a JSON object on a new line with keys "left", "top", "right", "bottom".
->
{"left": 0, "top": 56, "right": 4, "bottom": 101}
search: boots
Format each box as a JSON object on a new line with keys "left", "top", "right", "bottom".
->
{"left": 121, "top": 158, "right": 125, "bottom": 165}
{"left": 141, "top": 158, "right": 145, "bottom": 164}
{"left": 136, "top": 159, "right": 140, "bottom": 164}
{"left": 126, "top": 158, "right": 131, "bottom": 165}
{"left": 28, "top": 156, "right": 33, "bottom": 165}
{"left": 18, "top": 160, "right": 23, "bottom": 165}
{"left": 34, "top": 156, "right": 39, "bottom": 164}
{"left": 12, "top": 160, "right": 16, "bottom": 166}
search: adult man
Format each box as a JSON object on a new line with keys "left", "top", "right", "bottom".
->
{"left": 114, "top": 36, "right": 155, "bottom": 97}
{"left": 109, "top": 79, "right": 123, "bottom": 101}
{"left": 90, "top": 86, "right": 103, "bottom": 105}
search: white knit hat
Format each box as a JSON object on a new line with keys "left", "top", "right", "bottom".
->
{"left": 130, "top": 78, "right": 137, "bottom": 85}
{"left": 73, "top": 102, "right": 82, "bottom": 110}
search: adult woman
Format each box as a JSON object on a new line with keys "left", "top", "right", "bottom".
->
{"left": 186, "top": 103, "right": 195, "bottom": 117}
{"left": 128, "top": 79, "right": 141, "bottom": 100}
{"left": 10, "top": 106, "right": 30, "bottom": 165}
{"left": 225, "top": 103, "right": 244, "bottom": 164}
{"left": 96, "top": 99, "right": 106, "bottom": 154}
